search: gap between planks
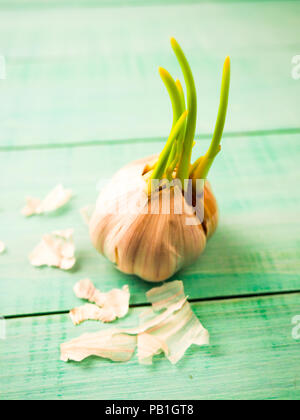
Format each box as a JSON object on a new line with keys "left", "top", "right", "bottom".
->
{"left": 4, "top": 288, "right": 300, "bottom": 320}
{"left": 1, "top": 127, "right": 300, "bottom": 153}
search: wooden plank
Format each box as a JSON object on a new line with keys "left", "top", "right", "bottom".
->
{"left": 0, "top": 293, "right": 299, "bottom": 400}
{"left": 1, "top": 0, "right": 296, "bottom": 9}
{"left": 0, "top": 1, "right": 299, "bottom": 147}
{"left": 0, "top": 132, "right": 300, "bottom": 316}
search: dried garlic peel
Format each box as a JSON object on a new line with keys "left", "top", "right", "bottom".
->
{"left": 0, "top": 241, "right": 6, "bottom": 254}
{"left": 71, "top": 279, "right": 130, "bottom": 324}
{"left": 61, "top": 329, "right": 137, "bottom": 363}
{"left": 70, "top": 304, "right": 116, "bottom": 325}
{"left": 138, "top": 299, "right": 209, "bottom": 365}
{"left": 133, "top": 281, "right": 209, "bottom": 364}
{"left": 137, "top": 333, "right": 169, "bottom": 365}
{"left": 61, "top": 280, "right": 209, "bottom": 365}
{"left": 29, "top": 229, "right": 76, "bottom": 270}
{"left": 146, "top": 279, "right": 185, "bottom": 311}
{"left": 22, "top": 184, "right": 72, "bottom": 217}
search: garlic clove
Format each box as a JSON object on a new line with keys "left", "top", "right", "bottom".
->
{"left": 203, "top": 180, "right": 219, "bottom": 238}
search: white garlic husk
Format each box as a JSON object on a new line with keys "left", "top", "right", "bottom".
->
{"left": 89, "top": 155, "right": 218, "bottom": 282}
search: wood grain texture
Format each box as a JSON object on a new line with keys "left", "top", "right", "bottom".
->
{"left": 1, "top": 0, "right": 296, "bottom": 9}
{"left": 0, "top": 0, "right": 299, "bottom": 401}
{"left": 0, "top": 293, "right": 299, "bottom": 400}
{"left": 1, "top": 133, "right": 300, "bottom": 316}
{"left": 0, "top": 0, "right": 299, "bottom": 147}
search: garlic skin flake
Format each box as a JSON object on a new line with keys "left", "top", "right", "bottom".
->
{"left": 138, "top": 298, "right": 209, "bottom": 365}
{"left": 61, "top": 280, "right": 208, "bottom": 365}
{"left": 146, "top": 279, "right": 185, "bottom": 311}
{"left": 22, "top": 184, "right": 72, "bottom": 217}
{"left": 89, "top": 156, "right": 218, "bottom": 282}
{"left": 70, "top": 304, "right": 115, "bottom": 325}
{"left": 73, "top": 279, "right": 130, "bottom": 323}
{"left": 29, "top": 229, "right": 76, "bottom": 270}
{"left": 137, "top": 333, "right": 169, "bottom": 365}
{"left": 61, "top": 329, "right": 137, "bottom": 363}
{"left": 137, "top": 280, "right": 209, "bottom": 365}
{"left": 0, "top": 241, "right": 6, "bottom": 254}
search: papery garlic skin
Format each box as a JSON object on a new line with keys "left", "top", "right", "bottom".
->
{"left": 89, "top": 156, "right": 218, "bottom": 282}
{"left": 0, "top": 241, "right": 6, "bottom": 254}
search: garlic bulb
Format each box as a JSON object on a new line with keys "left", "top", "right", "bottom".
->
{"left": 90, "top": 155, "right": 218, "bottom": 282}
{"left": 90, "top": 38, "right": 230, "bottom": 282}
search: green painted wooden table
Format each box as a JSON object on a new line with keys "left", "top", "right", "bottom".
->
{"left": 0, "top": 0, "right": 300, "bottom": 400}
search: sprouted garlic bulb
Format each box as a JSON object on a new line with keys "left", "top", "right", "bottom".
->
{"left": 90, "top": 38, "right": 230, "bottom": 282}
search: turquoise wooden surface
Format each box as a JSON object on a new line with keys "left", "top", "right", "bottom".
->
{"left": 1, "top": 294, "right": 300, "bottom": 400}
{"left": 0, "top": 0, "right": 300, "bottom": 400}
{"left": 1, "top": 133, "right": 300, "bottom": 316}
{"left": 0, "top": 0, "right": 299, "bottom": 147}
